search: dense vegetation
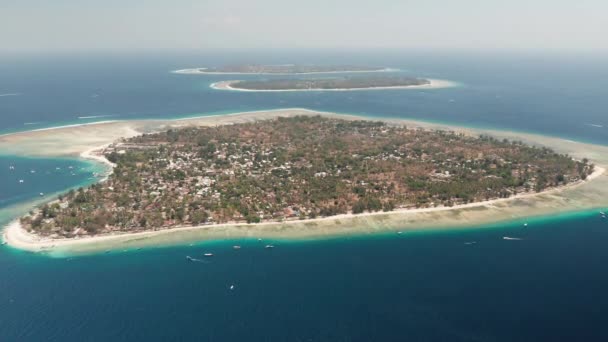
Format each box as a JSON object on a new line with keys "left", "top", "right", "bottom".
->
{"left": 232, "top": 76, "right": 429, "bottom": 90}
{"left": 201, "top": 64, "right": 384, "bottom": 74}
{"left": 22, "top": 116, "right": 593, "bottom": 237}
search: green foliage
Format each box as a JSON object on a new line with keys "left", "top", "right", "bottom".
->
{"left": 25, "top": 116, "right": 587, "bottom": 237}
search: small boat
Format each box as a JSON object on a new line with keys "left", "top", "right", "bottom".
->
{"left": 18, "top": 179, "right": 24, "bottom": 183}
{"left": 39, "top": 193, "right": 44, "bottom": 197}
{"left": 9, "top": 165, "right": 14, "bottom": 170}
{"left": 186, "top": 255, "right": 194, "bottom": 261}
{"left": 523, "top": 223, "right": 528, "bottom": 227}
{"left": 233, "top": 245, "right": 241, "bottom": 250}
{"left": 264, "top": 245, "right": 275, "bottom": 249}
{"left": 257, "top": 238, "right": 262, "bottom": 242}
{"left": 464, "top": 241, "right": 477, "bottom": 245}
{"left": 203, "top": 253, "right": 214, "bottom": 257}
{"left": 229, "top": 284, "right": 235, "bottom": 290}
{"left": 30, "top": 170, "right": 36, "bottom": 173}
{"left": 397, "top": 231, "right": 403, "bottom": 235}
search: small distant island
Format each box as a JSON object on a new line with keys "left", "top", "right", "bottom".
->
{"left": 212, "top": 76, "right": 435, "bottom": 91}
{"left": 174, "top": 64, "right": 388, "bottom": 75}
{"left": 19, "top": 116, "right": 593, "bottom": 238}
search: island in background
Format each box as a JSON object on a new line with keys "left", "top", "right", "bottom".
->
{"left": 213, "top": 76, "right": 435, "bottom": 91}
{"left": 18, "top": 116, "right": 593, "bottom": 239}
{"left": 173, "top": 64, "right": 389, "bottom": 75}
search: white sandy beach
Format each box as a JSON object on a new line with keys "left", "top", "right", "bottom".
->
{"left": 3, "top": 165, "right": 605, "bottom": 254}
{"left": 1, "top": 108, "right": 607, "bottom": 255}
{"left": 209, "top": 79, "right": 456, "bottom": 92}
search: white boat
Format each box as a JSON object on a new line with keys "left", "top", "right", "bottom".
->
{"left": 18, "top": 179, "right": 24, "bottom": 183}
{"left": 204, "top": 253, "right": 214, "bottom": 257}
{"left": 264, "top": 245, "right": 275, "bottom": 249}
{"left": 39, "top": 193, "right": 44, "bottom": 196}
{"left": 233, "top": 245, "right": 241, "bottom": 250}
{"left": 523, "top": 223, "right": 528, "bottom": 227}
{"left": 464, "top": 241, "right": 477, "bottom": 245}
{"left": 229, "top": 285, "right": 235, "bottom": 290}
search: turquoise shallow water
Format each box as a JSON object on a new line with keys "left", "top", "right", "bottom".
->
{"left": 1, "top": 51, "right": 608, "bottom": 341}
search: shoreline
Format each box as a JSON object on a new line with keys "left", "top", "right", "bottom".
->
{"left": 173, "top": 67, "right": 396, "bottom": 75}
{"left": 210, "top": 79, "right": 456, "bottom": 92}
{"left": 2, "top": 108, "right": 608, "bottom": 255}
{"left": 3, "top": 165, "right": 605, "bottom": 254}
{"left": 80, "top": 144, "right": 116, "bottom": 169}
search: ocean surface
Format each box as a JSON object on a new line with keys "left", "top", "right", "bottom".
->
{"left": 1, "top": 50, "right": 608, "bottom": 341}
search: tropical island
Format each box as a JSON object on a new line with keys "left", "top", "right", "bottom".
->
{"left": 211, "top": 76, "right": 439, "bottom": 91}
{"left": 18, "top": 115, "right": 594, "bottom": 238}
{"left": 174, "top": 64, "right": 387, "bottom": 75}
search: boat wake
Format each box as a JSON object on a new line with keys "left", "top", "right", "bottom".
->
{"left": 186, "top": 256, "right": 210, "bottom": 263}
{"left": 503, "top": 237, "right": 523, "bottom": 241}
{"left": 585, "top": 123, "right": 604, "bottom": 128}
{"left": 0, "top": 93, "right": 21, "bottom": 97}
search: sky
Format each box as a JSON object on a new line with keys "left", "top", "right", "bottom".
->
{"left": 1, "top": 0, "right": 606, "bottom": 52}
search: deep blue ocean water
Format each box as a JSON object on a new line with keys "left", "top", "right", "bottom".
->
{"left": 1, "top": 50, "right": 608, "bottom": 341}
